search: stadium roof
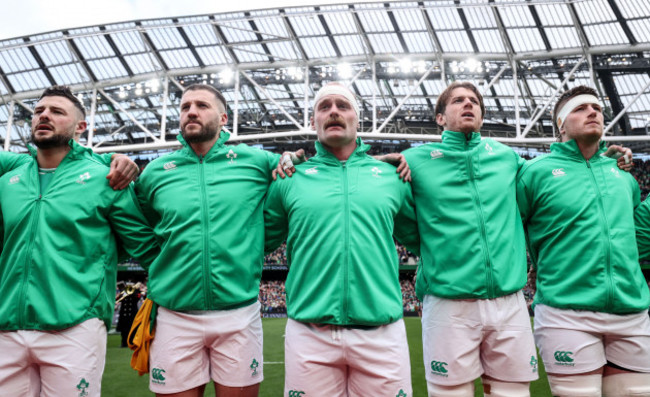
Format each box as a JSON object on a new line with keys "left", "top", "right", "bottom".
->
{"left": 1, "top": 0, "right": 649, "bottom": 153}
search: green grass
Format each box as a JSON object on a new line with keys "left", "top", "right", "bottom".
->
{"left": 102, "top": 317, "right": 552, "bottom": 396}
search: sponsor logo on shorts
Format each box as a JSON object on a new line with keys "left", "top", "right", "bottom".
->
{"left": 371, "top": 166, "right": 382, "bottom": 178}
{"left": 430, "top": 150, "right": 444, "bottom": 159}
{"left": 151, "top": 367, "right": 166, "bottom": 385}
{"left": 554, "top": 350, "right": 575, "bottom": 366}
{"left": 288, "top": 390, "right": 305, "bottom": 397}
{"left": 76, "top": 378, "right": 89, "bottom": 397}
{"left": 396, "top": 389, "right": 408, "bottom": 397}
{"left": 530, "top": 355, "right": 538, "bottom": 373}
{"left": 250, "top": 358, "right": 259, "bottom": 376}
{"left": 76, "top": 171, "right": 91, "bottom": 185}
{"left": 227, "top": 149, "right": 237, "bottom": 164}
{"left": 430, "top": 360, "right": 448, "bottom": 377}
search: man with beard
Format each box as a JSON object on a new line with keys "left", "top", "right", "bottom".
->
{"left": 264, "top": 83, "right": 419, "bottom": 396}
{"left": 0, "top": 85, "right": 161, "bottom": 396}
{"left": 135, "top": 84, "right": 282, "bottom": 397}
{"left": 0, "top": 123, "right": 140, "bottom": 189}
{"left": 517, "top": 85, "right": 650, "bottom": 396}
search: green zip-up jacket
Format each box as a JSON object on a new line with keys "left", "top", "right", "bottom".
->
{"left": 0, "top": 140, "right": 160, "bottom": 331}
{"left": 517, "top": 140, "right": 649, "bottom": 314}
{"left": 264, "top": 139, "right": 419, "bottom": 326}
{"left": 135, "top": 132, "right": 279, "bottom": 311}
{"left": 403, "top": 130, "right": 527, "bottom": 300}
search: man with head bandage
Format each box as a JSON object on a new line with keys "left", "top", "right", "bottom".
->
{"left": 264, "top": 82, "right": 419, "bottom": 396}
{"left": 517, "top": 85, "right": 650, "bottom": 396}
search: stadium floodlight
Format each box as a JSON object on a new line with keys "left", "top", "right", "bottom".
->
{"left": 337, "top": 63, "right": 353, "bottom": 79}
{"left": 450, "top": 61, "right": 460, "bottom": 73}
{"left": 387, "top": 64, "right": 397, "bottom": 74}
{"left": 414, "top": 60, "right": 427, "bottom": 74}
{"left": 399, "top": 58, "right": 412, "bottom": 73}
{"left": 219, "top": 68, "right": 234, "bottom": 84}
{"left": 135, "top": 88, "right": 143, "bottom": 96}
{"left": 466, "top": 58, "right": 482, "bottom": 73}
{"left": 146, "top": 79, "right": 160, "bottom": 93}
{"left": 287, "top": 67, "right": 303, "bottom": 80}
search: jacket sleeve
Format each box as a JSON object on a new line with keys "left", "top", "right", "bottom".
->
{"left": 263, "top": 179, "right": 288, "bottom": 253}
{"left": 108, "top": 185, "right": 160, "bottom": 270}
{"left": 134, "top": 175, "right": 160, "bottom": 228}
{"left": 516, "top": 169, "right": 532, "bottom": 223}
{"left": 635, "top": 199, "right": 650, "bottom": 261}
{"left": 393, "top": 183, "right": 420, "bottom": 255}
{"left": 93, "top": 152, "right": 115, "bottom": 167}
{"left": 0, "top": 152, "right": 30, "bottom": 176}
{"left": 262, "top": 150, "right": 281, "bottom": 180}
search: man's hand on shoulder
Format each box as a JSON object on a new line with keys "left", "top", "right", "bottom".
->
{"left": 106, "top": 154, "right": 139, "bottom": 190}
{"left": 273, "top": 149, "right": 307, "bottom": 181}
{"left": 374, "top": 153, "right": 411, "bottom": 182}
{"left": 603, "top": 145, "right": 633, "bottom": 172}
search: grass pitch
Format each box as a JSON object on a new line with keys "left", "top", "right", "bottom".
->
{"left": 102, "top": 317, "right": 552, "bottom": 396}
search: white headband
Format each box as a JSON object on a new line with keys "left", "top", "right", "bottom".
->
{"left": 556, "top": 94, "right": 601, "bottom": 129}
{"left": 313, "top": 84, "right": 360, "bottom": 116}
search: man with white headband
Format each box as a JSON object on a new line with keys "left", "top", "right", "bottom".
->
{"left": 517, "top": 85, "right": 650, "bottom": 396}
{"left": 264, "top": 82, "right": 419, "bottom": 396}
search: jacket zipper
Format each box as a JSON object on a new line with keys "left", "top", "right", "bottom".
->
{"left": 19, "top": 164, "right": 43, "bottom": 327}
{"left": 585, "top": 159, "right": 614, "bottom": 310}
{"left": 342, "top": 162, "right": 350, "bottom": 322}
{"left": 465, "top": 146, "right": 494, "bottom": 297}
{"left": 198, "top": 156, "right": 212, "bottom": 307}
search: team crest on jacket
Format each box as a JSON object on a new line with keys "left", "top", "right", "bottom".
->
{"left": 610, "top": 167, "right": 621, "bottom": 178}
{"left": 76, "top": 172, "right": 91, "bottom": 184}
{"left": 227, "top": 149, "right": 237, "bottom": 164}
{"left": 485, "top": 142, "right": 495, "bottom": 155}
{"left": 371, "top": 167, "right": 382, "bottom": 177}
{"left": 430, "top": 150, "right": 444, "bottom": 159}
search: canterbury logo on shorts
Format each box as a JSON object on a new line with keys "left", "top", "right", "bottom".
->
{"left": 430, "top": 360, "right": 448, "bottom": 375}
{"left": 288, "top": 390, "right": 305, "bottom": 397}
{"left": 554, "top": 350, "right": 574, "bottom": 365}
{"left": 151, "top": 368, "right": 166, "bottom": 384}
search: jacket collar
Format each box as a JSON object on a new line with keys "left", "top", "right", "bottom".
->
{"left": 27, "top": 139, "right": 92, "bottom": 161}
{"left": 550, "top": 139, "right": 607, "bottom": 162}
{"left": 177, "top": 130, "right": 230, "bottom": 159}
{"left": 441, "top": 130, "right": 481, "bottom": 149}
{"left": 313, "top": 137, "right": 370, "bottom": 165}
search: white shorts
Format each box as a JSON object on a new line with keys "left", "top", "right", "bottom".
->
{"left": 149, "top": 301, "right": 263, "bottom": 393}
{"left": 534, "top": 304, "right": 650, "bottom": 374}
{"left": 284, "top": 318, "right": 412, "bottom": 397}
{"left": 422, "top": 291, "right": 538, "bottom": 386}
{"left": 0, "top": 318, "right": 107, "bottom": 397}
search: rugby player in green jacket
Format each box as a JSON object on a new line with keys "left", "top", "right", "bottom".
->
{"left": 0, "top": 85, "right": 160, "bottom": 397}
{"left": 517, "top": 85, "right": 650, "bottom": 396}
{"left": 264, "top": 83, "right": 419, "bottom": 397}
{"left": 135, "top": 84, "right": 284, "bottom": 397}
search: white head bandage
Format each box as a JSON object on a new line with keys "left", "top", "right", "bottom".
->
{"left": 313, "top": 84, "right": 359, "bottom": 116}
{"left": 556, "top": 94, "right": 601, "bottom": 129}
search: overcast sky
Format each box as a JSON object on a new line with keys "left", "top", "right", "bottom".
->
{"left": 0, "top": 0, "right": 378, "bottom": 41}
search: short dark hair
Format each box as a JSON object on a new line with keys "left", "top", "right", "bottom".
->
{"left": 552, "top": 85, "right": 599, "bottom": 135}
{"left": 38, "top": 85, "right": 86, "bottom": 118}
{"left": 183, "top": 84, "right": 227, "bottom": 110}
{"left": 435, "top": 81, "right": 486, "bottom": 125}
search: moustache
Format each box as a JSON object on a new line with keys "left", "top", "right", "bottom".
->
{"left": 324, "top": 117, "right": 346, "bottom": 129}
